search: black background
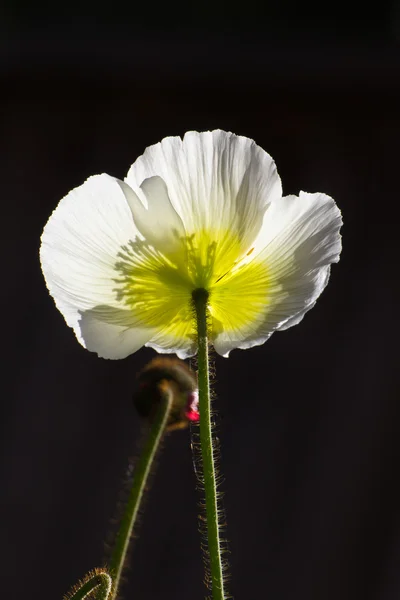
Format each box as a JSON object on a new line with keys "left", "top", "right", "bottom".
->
{"left": 2, "top": 1, "right": 400, "bottom": 599}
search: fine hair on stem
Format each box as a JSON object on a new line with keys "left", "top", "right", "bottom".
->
{"left": 191, "top": 288, "right": 230, "bottom": 600}
{"left": 107, "top": 380, "right": 174, "bottom": 599}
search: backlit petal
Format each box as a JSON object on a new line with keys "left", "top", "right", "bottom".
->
{"left": 41, "top": 132, "right": 342, "bottom": 360}
{"left": 79, "top": 306, "right": 157, "bottom": 359}
{"left": 118, "top": 176, "right": 186, "bottom": 254}
{"left": 125, "top": 130, "right": 282, "bottom": 253}
{"left": 146, "top": 323, "right": 197, "bottom": 360}
{"left": 212, "top": 192, "right": 342, "bottom": 356}
{"left": 40, "top": 174, "right": 156, "bottom": 355}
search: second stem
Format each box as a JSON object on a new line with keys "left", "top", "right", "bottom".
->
{"left": 109, "top": 382, "right": 173, "bottom": 599}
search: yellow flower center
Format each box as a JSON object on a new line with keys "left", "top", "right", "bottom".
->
{"left": 113, "top": 229, "right": 271, "bottom": 343}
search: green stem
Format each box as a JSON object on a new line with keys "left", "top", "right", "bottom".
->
{"left": 109, "top": 382, "right": 174, "bottom": 599}
{"left": 192, "top": 288, "right": 226, "bottom": 600}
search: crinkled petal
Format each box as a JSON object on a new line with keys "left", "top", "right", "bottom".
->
{"left": 40, "top": 174, "right": 156, "bottom": 356}
{"left": 212, "top": 192, "right": 342, "bottom": 356}
{"left": 125, "top": 130, "right": 282, "bottom": 253}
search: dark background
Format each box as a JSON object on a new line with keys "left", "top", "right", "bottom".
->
{"left": 2, "top": 1, "right": 400, "bottom": 598}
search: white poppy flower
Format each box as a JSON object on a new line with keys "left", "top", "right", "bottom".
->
{"left": 40, "top": 130, "right": 342, "bottom": 360}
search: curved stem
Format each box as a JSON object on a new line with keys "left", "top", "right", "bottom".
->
{"left": 192, "top": 288, "right": 226, "bottom": 600}
{"left": 66, "top": 569, "right": 113, "bottom": 600}
{"left": 109, "top": 382, "right": 174, "bottom": 599}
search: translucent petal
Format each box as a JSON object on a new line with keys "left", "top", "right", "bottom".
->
{"left": 41, "top": 132, "right": 342, "bottom": 361}
{"left": 40, "top": 174, "right": 156, "bottom": 355}
{"left": 146, "top": 325, "right": 197, "bottom": 360}
{"left": 118, "top": 176, "right": 186, "bottom": 254}
{"left": 125, "top": 130, "right": 282, "bottom": 253}
{"left": 79, "top": 306, "right": 156, "bottom": 359}
{"left": 212, "top": 192, "right": 342, "bottom": 356}
{"left": 111, "top": 227, "right": 255, "bottom": 354}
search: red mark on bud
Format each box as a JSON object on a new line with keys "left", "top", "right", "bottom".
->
{"left": 185, "top": 390, "right": 200, "bottom": 422}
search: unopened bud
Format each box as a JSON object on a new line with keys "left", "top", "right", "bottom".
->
{"left": 133, "top": 357, "right": 199, "bottom": 430}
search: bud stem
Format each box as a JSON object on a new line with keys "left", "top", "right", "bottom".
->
{"left": 109, "top": 381, "right": 174, "bottom": 599}
{"left": 192, "top": 288, "right": 226, "bottom": 600}
{"left": 66, "top": 569, "right": 113, "bottom": 600}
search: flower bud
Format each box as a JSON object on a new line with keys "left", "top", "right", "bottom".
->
{"left": 133, "top": 357, "right": 199, "bottom": 430}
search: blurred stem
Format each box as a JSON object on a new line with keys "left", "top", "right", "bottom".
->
{"left": 192, "top": 288, "right": 226, "bottom": 600}
{"left": 109, "top": 382, "right": 174, "bottom": 599}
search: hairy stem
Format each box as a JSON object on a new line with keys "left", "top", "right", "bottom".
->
{"left": 109, "top": 382, "right": 174, "bottom": 599}
{"left": 65, "top": 569, "right": 112, "bottom": 600}
{"left": 192, "top": 288, "right": 226, "bottom": 600}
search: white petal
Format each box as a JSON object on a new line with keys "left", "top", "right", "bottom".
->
{"left": 213, "top": 192, "right": 342, "bottom": 356}
{"left": 145, "top": 308, "right": 197, "bottom": 359}
{"left": 40, "top": 174, "right": 155, "bottom": 355}
{"left": 79, "top": 307, "right": 156, "bottom": 359}
{"left": 146, "top": 335, "right": 197, "bottom": 360}
{"left": 125, "top": 130, "right": 282, "bottom": 251}
{"left": 277, "top": 267, "right": 331, "bottom": 331}
{"left": 117, "top": 176, "right": 186, "bottom": 254}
